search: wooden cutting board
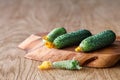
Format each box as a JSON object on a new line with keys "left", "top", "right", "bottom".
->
{"left": 18, "top": 33, "right": 120, "bottom": 68}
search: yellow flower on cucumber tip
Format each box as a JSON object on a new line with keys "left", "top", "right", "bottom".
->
{"left": 42, "top": 36, "right": 48, "bottom": 40}
{"left": 75, "top": 47, "right": 82, "bottom": 52}
{"left": 38, "top": 61, "right": 52, "bottom": 70}
{"left": 45, "top": 41, "right": 55, "bottom": 48}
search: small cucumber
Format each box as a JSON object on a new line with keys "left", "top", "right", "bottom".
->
{"left": 38, "top": 60, "right": 82, "bottom": 70}
{"left": 53, "top": 29, "right": 92, "bottom": 49}
{"left": 45, "top": 27, "right": 67, "bottom": 42}
{"left": 75, "top": 30, "right": 116, "bottom": 52}
{"left": 43, "top": 27, "right": 67, "bottom": 48}
{"left": 52, "top": 60, "right": 82, "bottom": 70}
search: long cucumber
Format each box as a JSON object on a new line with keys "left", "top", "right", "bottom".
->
{"left": 53, "top": 29, "right": 92, "bottom": 49}
{"left": 75, "top": 30, "right": 116, "bottom": 52}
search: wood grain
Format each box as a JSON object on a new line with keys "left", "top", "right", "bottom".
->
{"left": 0, "top": 0, "right": 120, "bottom": 80}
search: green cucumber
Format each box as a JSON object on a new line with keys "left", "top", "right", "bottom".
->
{"left": 52, "top": 60, "right": 82, "bottom": 70}
{"left": 53, "top": 29, "right": 92, "bottom": 49}
{"left": 45, "top": 27, "right": 67, "bottom": 42}
{"left": 76, "top": 30, "right": 116, "bottom": 52}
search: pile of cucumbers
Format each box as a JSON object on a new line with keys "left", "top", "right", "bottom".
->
{"left": 43, "top": 27, "right": 116, "bottom": 52}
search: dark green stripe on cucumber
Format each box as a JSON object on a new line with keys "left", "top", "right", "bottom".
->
{"left": 53, "top": 29, "right": 92, "bottom": 49}
{"left": 75, "top": 30, "right": 116, "bottom": 52}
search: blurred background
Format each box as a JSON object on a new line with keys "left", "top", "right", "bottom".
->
{"left": 0, "top": 0, "right": 120, "bottom": 37}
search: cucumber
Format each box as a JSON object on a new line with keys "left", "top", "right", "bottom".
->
{"left": 43, "top": 27, "right": 67, "bottom": 48}
{"left": 52, "top": 60, "right": 82, "bottom": 70}
{"left": 53, "top": 29, "right": 92, "bottom": 49}
{"left": 46, "top": 27, "right": 67, "bottom": 42}
{"left": 38, "top": 60, "right": 82, "bottom": 70}
{"left": 75, "top": 30, "right": 116, "bottom": 52}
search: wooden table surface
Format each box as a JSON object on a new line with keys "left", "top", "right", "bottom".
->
{"left": 0, "top": 0, "right": 120, "bottom": 80}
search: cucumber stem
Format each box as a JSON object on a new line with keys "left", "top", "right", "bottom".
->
{"left": 75, "top": 46, "right": 82, "bottom": 52}
{"left": 45, "top": 41, "right": 55, "bottom": 48}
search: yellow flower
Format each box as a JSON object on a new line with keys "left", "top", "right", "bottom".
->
{"left": 38, "top": 61, "right": 52, "bottom": 70}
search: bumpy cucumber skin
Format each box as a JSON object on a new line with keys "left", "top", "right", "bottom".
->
{"left": 53, "top": 29, "right": 92, "bottom": 49}
{"left": 80, "top": 30, "right": 116, "bottom": 52}
{"left": 52, "top": 60, "right": 81, "bottom": 70}
{"left": 47, "top": 27, "right": 67, "bottom": 42}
